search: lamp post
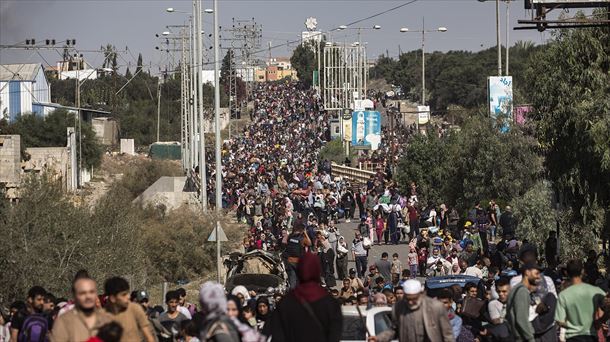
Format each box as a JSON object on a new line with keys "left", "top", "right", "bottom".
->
{"left": 212, "top": 0, "right": 222, "bottom": 284}
{"left": 399, "top": 21, "right": 447, "bottom": 106}
{"left": 478, "top": 0, "right": 505, "bottom": 76}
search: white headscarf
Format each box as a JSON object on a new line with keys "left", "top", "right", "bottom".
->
{"left": 199, "top": 281, "right": 227, "bottom": 320}
{"left": 230, "top": 285, "right": 251, "bottom": 305}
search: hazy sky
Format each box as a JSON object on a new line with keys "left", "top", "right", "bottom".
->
{"left": 0, "top": 0, "right": 554, "bottom": 74}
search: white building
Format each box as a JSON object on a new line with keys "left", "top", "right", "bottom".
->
{"left": 0, "top": 63, "right": 52, "bottom": 122}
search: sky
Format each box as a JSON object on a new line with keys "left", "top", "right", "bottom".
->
{"left": 0, "top": 0, "right": 555, "bottom": 74}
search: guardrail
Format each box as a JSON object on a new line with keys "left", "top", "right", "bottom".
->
{"left": 331, "top": 162, "right": 379, "bottom": 185}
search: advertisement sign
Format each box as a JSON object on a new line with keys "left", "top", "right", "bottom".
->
{"left": 417, "top": 105, "right": 430, "bottom": 125}
{"left": 488, "top": 76, "right": 513, "bottom": 132}
{"left": 342, "top": 117, "right": 352, "bottom": 142}
{"left": 351, "top": 111, "right": 381, "bottom": 149}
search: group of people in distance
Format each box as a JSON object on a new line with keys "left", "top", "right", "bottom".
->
{"left": 3, "top": 81, "right": 609, "bottom": 342}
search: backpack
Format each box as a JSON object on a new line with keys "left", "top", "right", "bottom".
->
{"left": 18, "top": 314, "right": 49, "bottom": 342}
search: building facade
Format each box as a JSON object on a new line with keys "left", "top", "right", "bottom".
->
{"left": 0, "top": 63, "right": 51, "bottom": 121}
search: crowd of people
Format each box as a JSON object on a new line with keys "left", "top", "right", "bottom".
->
{"left": 3, "top": 81, "right": 610, "bottom": 342}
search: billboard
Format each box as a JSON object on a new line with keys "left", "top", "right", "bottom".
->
{"left": 527, "top": 0, "right": 607, "bottom": 8}
{"left": 342, "top": 117, "right": 352, "bottom": 142}
{"left": 352, "top": 110, "right": 381, "bottom": 149}
{"left": 488, "top": 76, "right": 513, "bottom": 132}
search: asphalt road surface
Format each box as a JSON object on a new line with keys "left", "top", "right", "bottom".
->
{"left": 336, "top": 214, "right": 412, "bottom": 280}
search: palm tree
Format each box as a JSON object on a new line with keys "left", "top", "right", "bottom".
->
{"left": 101, "top": 44, "right": 117, "bottom": 76}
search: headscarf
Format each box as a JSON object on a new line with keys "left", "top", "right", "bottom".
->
{"left": 255, "top": 296, "right": 270, "bottom": 322}
{"left": 226, "top": 294, "right": 247, "bottom": 325}
{"left": 293, "top": 252, "right": 328, "bottom": 303}
{"left": 231, "top": 285, "right": 251, "bottom": 306}
{"left": 199, "top": 281, "right": 227, "bottom": 320}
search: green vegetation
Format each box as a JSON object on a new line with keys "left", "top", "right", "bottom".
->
{"left": 0, "top": 159, "right": 240, "bottom": 303}
{"left": 0, "top": 109, "right": 103, "bottom": 168}
{"left": 48, "top": 50, "right": 216, "bottom": 146}
{"left": 290, "top": 40, "right": 324, "bottom": 88}
{"left": 318, "top": 138, "right": 346, "bottom": 164}
{"left": 524, "top": 17, "right": 610, "bottom": 227}
{"left": 393, "top": 12, "right": 609, "bottom": 258}
{"left": 370, "top": 42, "right": 542, "bottom": 111}
{"left": 396, "top": 115, "right": 542, "bottom": 211}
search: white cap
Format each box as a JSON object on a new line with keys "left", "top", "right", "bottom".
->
{"left": 402, "top": 279, "right": 423, "bottom": 295}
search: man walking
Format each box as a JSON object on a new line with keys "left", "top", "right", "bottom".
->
{"left": 10, "top": 286, "right": 51, "bottom": 342}
{"left": 51, "top": 275, "right": 113, "bottom": 341}
{"left": 104, "top": 277, "right": 155, "bottom": 342}
{"left": 555, "top": 260, "right": 606, "bottom": 342}
{"left": 375, "top": 252, "right": 393, "bottom": 283}
{"left": 506, "top": 263, "right": 541, "bottom": 342}
{"left": 351, "top": 232, "right": 368, "bottom": 278}
{"left": 370, "top": 279, "right": 453, "bottom": 342}
{"left": 282, "top": 222, "right": 312, "bottom": 289}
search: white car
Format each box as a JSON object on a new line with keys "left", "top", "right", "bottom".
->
{"left": 340, "top": 306, "right": 396, "bottom": 342}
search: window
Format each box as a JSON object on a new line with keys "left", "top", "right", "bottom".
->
{"left": 341, "top": 316, "right": 366, "bottom": 340}
{"left": 374, "top": 312, "right": 393, "bottom": 335}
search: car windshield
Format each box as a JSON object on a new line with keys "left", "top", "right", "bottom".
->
{"left": 341, "top": 316, "right": 366, "bottom": 340}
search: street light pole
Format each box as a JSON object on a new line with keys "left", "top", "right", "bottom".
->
{"left": 421, "top": 17, "right": 425, "bottom": 106}
{"left": 496, "top": 0, "right": 502, "bottom": 76}
{"left": 505, "top": 0, "right": 510, "bottom": 75}
{"left": 213, "top": 0, "right": 222, "bottom": 283}
{"left": 196, "top": 0, "right": 208, "bottom": 211}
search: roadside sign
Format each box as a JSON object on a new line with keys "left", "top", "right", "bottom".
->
{"left": 207, "top": 223, "right": 228, "bottom": 242}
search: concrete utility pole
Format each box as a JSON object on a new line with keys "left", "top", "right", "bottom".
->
{"left": 156, "top": 78, "right": 161, "bottom": 142}
{"left": 213, "top": 0, "right": 222, "bottom": 283}
{"left": 421, "top": 18, "right": 425, "bottom": 106}
{"left": 195, "top": 0, "right": 208, "bottom": 211}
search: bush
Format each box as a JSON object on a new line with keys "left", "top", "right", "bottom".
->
{"left": 396, "top": 115, "right": 542, "bottom": 211}
{"left": 0, "top": 175, "right": 149, "bottom": 303}
{"left": 0, "top": 160, "right": 242, "bottom": 303}
{"left": 117, "top": 159, "right": 183, "bottom": 199}
{"left": 319, "top": 138, "right": 346, "bottom": 164}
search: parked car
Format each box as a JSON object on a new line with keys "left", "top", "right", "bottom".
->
{"left": 223, "top": 250, "right": 288, "bottom": 294}
{"left": 341, "top": 306, "right": 396, "bottom": 342}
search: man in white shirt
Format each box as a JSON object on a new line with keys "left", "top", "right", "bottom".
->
{"left": 488, "top": 278, "right": 510, "bottom": 324}
{"left": 464, "top": 259, "right": 484, "bottom": 278}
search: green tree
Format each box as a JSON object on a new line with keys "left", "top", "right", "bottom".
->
{"left": 396, "top": 115, "right": 542, "bottom": 211}
{"left": 290, "top": 41, "right": 318, "bottom": 87}
{"left": 396, "top": 132, "right": 448, "bottom": 206}
{"left": 525, "top": 12, "right": 610, "bottom": 227}
{"left": 136, "top": 53, "right": 143, "bottom": 74}
{"left": 4, "top": 109, "right": 103, "bottom": 168}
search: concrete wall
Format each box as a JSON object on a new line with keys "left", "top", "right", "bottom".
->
{"left": 0, "top": 135, "right": 21, "bottom": 186}
{"left": 92, "top": 117, "right": 119, "bottom": 145}
{"left": 24, "top": 147, "right": 69, "bottom": 187}
{"left": 134, "top": 176, "right": 198, "bottom": 212}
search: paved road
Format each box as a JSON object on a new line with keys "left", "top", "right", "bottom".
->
{"left": 335, "top": 214, "right": 412, "bottom": 280}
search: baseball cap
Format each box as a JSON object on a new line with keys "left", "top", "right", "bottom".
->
{"left": 349, "top": 268, "right": 356, "bottom": 274}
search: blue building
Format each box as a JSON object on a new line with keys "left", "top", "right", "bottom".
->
{"left": 0, "top": 63, "right": 52, "bottom": 122}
